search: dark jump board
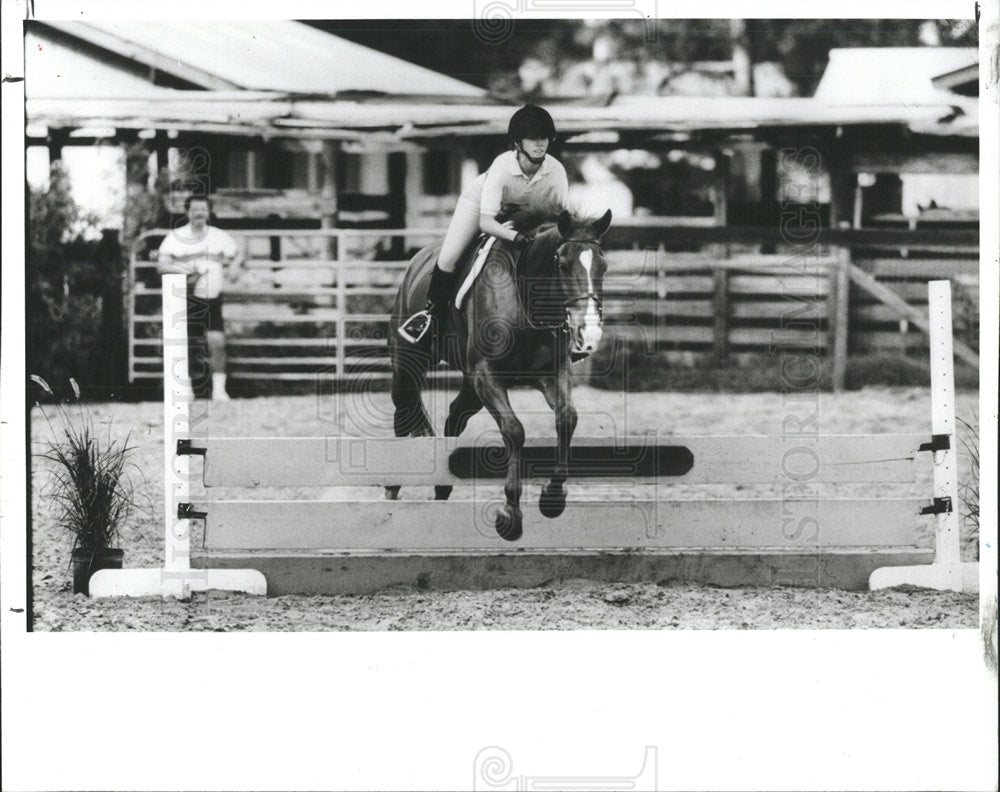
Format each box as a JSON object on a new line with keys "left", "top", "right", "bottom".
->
{"left": 448, "top": 444, "right": 695, "bottom": 479}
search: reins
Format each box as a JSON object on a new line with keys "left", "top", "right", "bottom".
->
{"left": 512, "top": 235, "right": 603, "bottom": 334}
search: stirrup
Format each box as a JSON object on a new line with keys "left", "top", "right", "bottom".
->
{"left": 398, "top": 309, "right": 433, "bottom": 343}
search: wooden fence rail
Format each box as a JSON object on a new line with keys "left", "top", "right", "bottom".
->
{"left": 127, "top": 226, "right": 979, "bottom": 390}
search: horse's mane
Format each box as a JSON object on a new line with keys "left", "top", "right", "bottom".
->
{"left": 498, "top": 201, "right": 593, "bottom": 236}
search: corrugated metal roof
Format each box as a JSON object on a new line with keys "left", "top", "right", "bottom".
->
{"left": 35, "top": 20, "right": 485, "bottom": 97}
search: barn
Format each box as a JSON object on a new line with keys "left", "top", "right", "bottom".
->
{"left": 24, "top": 22, "right": 979, "bottom": 392}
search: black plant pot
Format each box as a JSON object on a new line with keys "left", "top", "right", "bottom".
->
{"left": 71, "top": 548, "right": 124, "bottom": 596}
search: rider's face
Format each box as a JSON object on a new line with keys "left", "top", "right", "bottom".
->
{"left": 519, "top": 137, "right": 549, "bottom": 159}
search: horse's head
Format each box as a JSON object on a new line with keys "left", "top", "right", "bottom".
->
{"left": 506, "top": 204, "right": 612, "bottom": 360}
{"left": 547, "top": 209, "right": 612, "bottom": 360}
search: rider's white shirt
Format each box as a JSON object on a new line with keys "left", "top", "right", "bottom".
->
{"left": 464, "top": 150, "right": 569, "bottom": 217}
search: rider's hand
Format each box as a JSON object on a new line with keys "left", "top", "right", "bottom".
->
{"left": 513, "top": 232, "right": 534, "bottom": 246}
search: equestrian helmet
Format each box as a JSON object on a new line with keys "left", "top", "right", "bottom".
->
{"left": 507, "top": 104, "right": 557, "bottom": 143}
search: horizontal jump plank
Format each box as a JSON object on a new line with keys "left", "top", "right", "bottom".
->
{"left": 200, "top": 497, "right": 925, "bottom": 551}
{"left": 194, "top": 435, "right": 923, "bottom": 487}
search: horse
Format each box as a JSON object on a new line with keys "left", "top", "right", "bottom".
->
{"left": 388, "top": 206, "right": 612, "bottom": 541}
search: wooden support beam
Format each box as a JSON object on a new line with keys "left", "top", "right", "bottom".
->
{"left": 851, "top": 150, "right": 979, "bottom": 175}
{"left": 712, "top": 268, "right": 729, "bottom": 360}
{"left": 829, "top": 247, "right": 850, "bottom": 391}
{"left": 320, "top": 141, "right": 339, "bottom": 258}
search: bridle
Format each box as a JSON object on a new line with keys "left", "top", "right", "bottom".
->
{"left": 517, "top": 240, "right": 604, "bottom": 334}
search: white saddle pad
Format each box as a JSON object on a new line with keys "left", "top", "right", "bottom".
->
{"left": 454, "top": 236, "right": 497, "bottom": 310}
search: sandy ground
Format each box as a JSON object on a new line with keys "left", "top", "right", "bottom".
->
{"left": 29, "top": 386, "right": 980, "bottom": 631}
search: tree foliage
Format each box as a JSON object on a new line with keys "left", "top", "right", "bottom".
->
{"left": 323, "top": 18, "right": 978, "bottom": 97}
{"left": 28, "top": 163, "right": 120, "bottom": 396}
{"left": 520, "top": 19, "right": 978, "bottom": 95}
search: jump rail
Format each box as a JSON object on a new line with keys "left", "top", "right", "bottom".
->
{"left": 90, "top": 276, "right": 978, "bottom": 597}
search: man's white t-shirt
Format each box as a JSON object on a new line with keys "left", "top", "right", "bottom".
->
{"left": 158, "top": 224, "right": 238, "bottom": 299}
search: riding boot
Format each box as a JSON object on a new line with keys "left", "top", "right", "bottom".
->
{"left": 399, "top": 266, "right": 456, "bottom": 343}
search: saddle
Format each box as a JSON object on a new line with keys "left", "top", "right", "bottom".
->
{"left": 454, "top": 235, "right": 497, "bottom": 310}
{"left": 454, "top": 215, "right": 523, "bottom": 309}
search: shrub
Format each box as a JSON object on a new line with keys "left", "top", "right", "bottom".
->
{"left": 957, "top": 415, "right": 979, "bottom": 561}
{"left": 33, "top": 376, "right": 136, "bottom": 557}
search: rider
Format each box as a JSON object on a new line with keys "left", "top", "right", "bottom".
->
{"left": 399, "top": 104, "right": 569, "bottom": 342}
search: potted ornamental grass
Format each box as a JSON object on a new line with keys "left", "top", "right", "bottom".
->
{"left": 33, "top": 376, "right": 135, "bottom": 595}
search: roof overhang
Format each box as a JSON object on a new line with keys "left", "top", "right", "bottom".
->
{"left": 25, "top": 92, "right": 979, "bottom": 143}
{"left": 932, "top": 64, "right": 979, "bottom": 95}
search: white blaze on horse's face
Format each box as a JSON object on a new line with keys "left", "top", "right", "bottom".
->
{"left": 575, "top": 248, "right": 603, "bottom": 354}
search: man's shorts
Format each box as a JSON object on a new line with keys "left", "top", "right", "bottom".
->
{"left": 187, "top": 293, "right": 224, "bottom": 332}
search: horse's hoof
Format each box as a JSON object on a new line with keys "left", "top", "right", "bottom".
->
{"left": 383, "top": 486, "right": 401, "bottom": 501}
{"left": 538, "top": 483, "right": 567, "bottom": 518}
{"left": 495, "top": 505, "right": 523, "bottom": 542}
{"left": 434, "top": 485, "right": 453, "bottom": 501}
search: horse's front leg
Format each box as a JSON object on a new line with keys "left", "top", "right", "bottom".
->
{"left": 473, "top": 363, "right": 524, "bottom": 541}
{"left": 536, "top": 362, "right": 577, "bottom": 518}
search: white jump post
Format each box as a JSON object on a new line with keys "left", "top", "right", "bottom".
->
{"left": 869, "top": 280, "right": 978, "bottom": 593}
{"left": 89, "top": 274, "right": 266, "bottom": 598}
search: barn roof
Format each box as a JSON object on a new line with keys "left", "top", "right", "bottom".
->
{"left": 27, "top": 20, "right": 485, "bottom": 97}
{"left": 814, "top": 47, "right": 977, "bottom": 104}
{"left": 24, "top": 34, "right": 977, "bottom": 142}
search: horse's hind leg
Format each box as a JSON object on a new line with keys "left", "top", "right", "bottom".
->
{"left": 434, "top": 375, "right": 484, "bottom": 501}
{"left": 387, "top": 350, "right": 433, "bottom": 500}
{"left": 444, "top": 375, "right": 483, "bottom": 437}
{"left": 391, "top": 349, "right": 434, "bottom": 437}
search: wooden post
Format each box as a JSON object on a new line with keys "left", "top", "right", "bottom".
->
{"left": 335, "top": 233, "right": 347, "bottom": 376}
{"left": 927, "top": 280, "right": 961, "bottom": 566}
{"left": 89, "top": 275, "right": 266, "bottom": 598}
{"left": 712, "top": 268, "right": 729, "bottom": 360}
{"left": 825, "top": 140, "right": 855, "bottom": 230}
{"left": 868, "top": 280, "right": 977, "bottom": 593}
{"left": 46, "top": 129, "right": 68, "bottom": 166}
{"left": 161, "top": 274, "right": 194, "bottom": 585}
{"left": 829, "top": 247, "right": 850, "bottom": 391}
{"left": 320, "top": 141, "right": 339, "bottom": 260}
{"left": 710, "top": 151, "right": 730, "bottom": 360}
{"left": 852, "top": 180, "right": 864, "bottom": 229}
{"left": 388, "top": 151, "right": 407, "bottom": 258}
{"left": 712, "top": 151, "right": 729, "bottom": 228}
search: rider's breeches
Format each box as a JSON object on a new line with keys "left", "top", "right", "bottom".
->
{"left": 436, "top": 194, "right": 482, "bottom": 273}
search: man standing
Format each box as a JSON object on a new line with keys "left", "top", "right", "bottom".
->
{"left": 158, "top": 196, "right": 240, "bottom": 401}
